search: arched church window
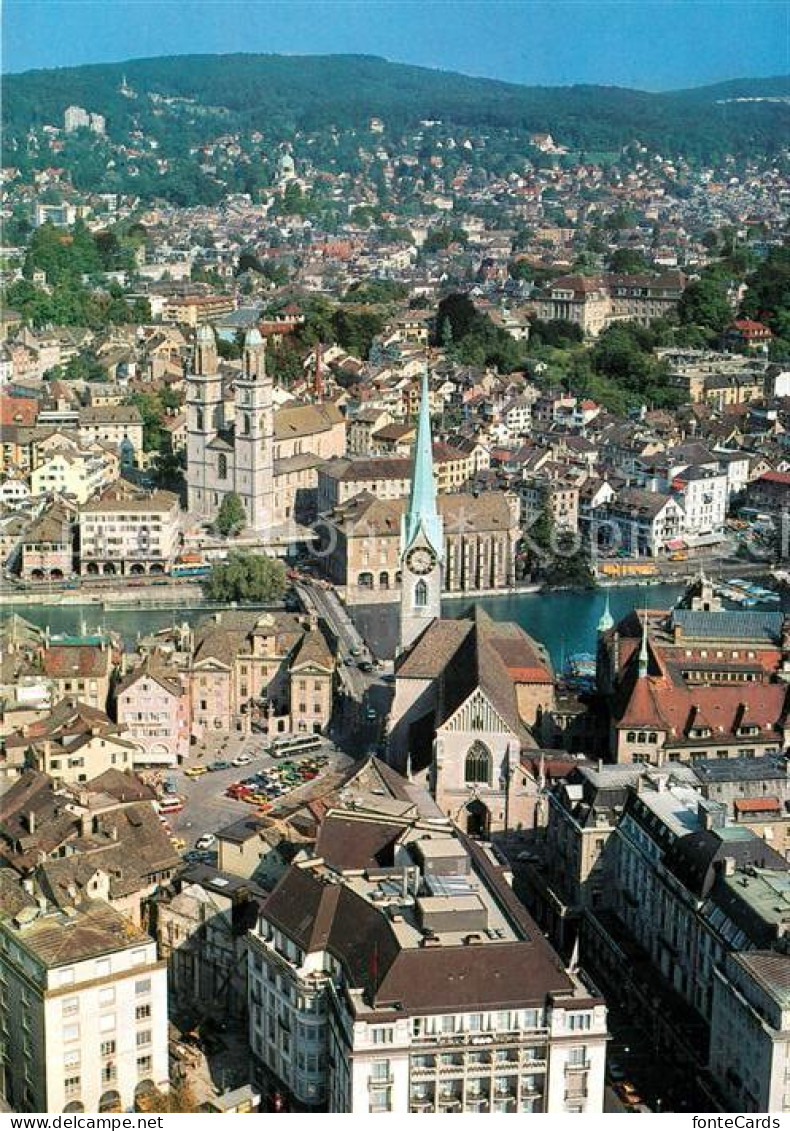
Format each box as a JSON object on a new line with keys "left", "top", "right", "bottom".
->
{"left": 242, "top": 414, "right": 251, "bottom": 436}
{"left": 218, "top": 454, "right": 228, "bottom": 480}
{"left": 196, "top": 408, "right": 204, "bottom": 431}
{"left": 465, "top": 742, "right": 492, "bottom": 786}
{"left": 414, "top": 579, "right": 428, "bottom": 608}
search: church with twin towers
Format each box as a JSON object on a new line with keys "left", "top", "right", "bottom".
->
{"left": 186, "top": 325, "right": 275, "bottom": 532}
{"left": 185, "top": 325, "right": 346, "bottom": 535}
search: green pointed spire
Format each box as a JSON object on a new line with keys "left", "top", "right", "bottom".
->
{"left": 402, "top": 371, "right": 443, "bottom": 556}
{"left": 597, "top": 590, "right": 614, "bottom": 633}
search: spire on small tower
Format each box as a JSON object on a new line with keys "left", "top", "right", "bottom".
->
{"left": 597, "top": 590, "right": 614, "bottom": 634}
{"left": 638, "top": 613, "right": 649, "bottom": 679}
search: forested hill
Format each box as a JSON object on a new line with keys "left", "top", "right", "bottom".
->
{"left": 3, "top": 53, "right": 790, "bottom": 158}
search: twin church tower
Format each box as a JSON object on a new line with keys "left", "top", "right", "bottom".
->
{"left": 186, "top": 325, "right": 275, "bottom": 534}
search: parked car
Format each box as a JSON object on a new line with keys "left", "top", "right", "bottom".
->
{"left": 195, "top": 833, "right": 216, "bottom": 850}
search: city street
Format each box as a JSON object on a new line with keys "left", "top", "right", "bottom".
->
{"left": 295, "top": 578, "right": 395, "bottom": 756}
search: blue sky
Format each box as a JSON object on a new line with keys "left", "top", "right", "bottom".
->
{"left": 3, "top": 0, "right": 789, "bottom": 88}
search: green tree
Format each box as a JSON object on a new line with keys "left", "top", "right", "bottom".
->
{"left": 508, "top": 259, "right": 535, "bottom": 282}
{"left": 607, "top": 248, "right": 650, "bottom": 273}
{"left": 523, "top": 509, "right": 594, "bottom": 588}
{"left": 741, "top": 246, "right": 790, "bottom": 335}
{"left": 130, "top": 391, "right": 167, "bottom": 452}
{"left": 678, "top": 273, "right": 732, "bottom": 334}
{"left": 205, "top": 551, "right": 287, "bottom": 602}
{"left": 214, "top": 493, "right": 247, "bottom": 537}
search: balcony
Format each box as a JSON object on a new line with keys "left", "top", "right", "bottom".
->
{"left": 438, "top": 1060, "right": 464, "bottom": 1073}
{"left": 410, "top": 1064, "right": 436, "bottom": 1078}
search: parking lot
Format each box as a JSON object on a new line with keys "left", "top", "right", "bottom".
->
{"left": 158, "top": 737, "right": 354, "bottom": 852}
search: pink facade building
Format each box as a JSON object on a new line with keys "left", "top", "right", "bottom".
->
{"left": 116, "top": 655, "right": 190, "bottom": 767}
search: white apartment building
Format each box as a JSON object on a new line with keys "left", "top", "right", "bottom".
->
{"left": 0, "top": 900, "right": 168, "bottom": 1113}
{"left": 30, "top": 449, "right": 118, "bottom": 505}
{"left": 671, "top": 465, "right": 728, "bottom": 541}
{"left": 78, "top": 407, "right": 144, "bottom": 460}
{"left": 247, "top": 813, "right": 607, "bottom": 1114}
{"left": 78, "top": 490, "right": 181, "bottom": 577}
{"left": 710, "top": 951, "right": 790, "bottom": 1113}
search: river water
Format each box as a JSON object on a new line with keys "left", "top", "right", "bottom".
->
{"left": 1, "top": 583, "right": 695, "bottom": 670}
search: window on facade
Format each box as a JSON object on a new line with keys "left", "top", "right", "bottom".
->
{"left": 465, "top": 742, "right": 492, "bottom": 786}
{"left": 371, "top": 1060, "right": 391, "bottom": 1081}
{"left": 218, "top": 453, "right": 228, "bottom": 479}
{"left": 369, "top": 1087, "right": 391, "bottom": 1114}
{"left": 414, "top": 579, "right": 428, "bottom": 608}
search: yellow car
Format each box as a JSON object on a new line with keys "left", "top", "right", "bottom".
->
{"left": 170, "top": 837, "right": 186, "bottom": 852}
{"left": 185, "top": 766, "right": 208, "bottom": 778}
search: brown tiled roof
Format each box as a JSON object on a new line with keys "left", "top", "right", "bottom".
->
{"left": 274, "top": 401, "right": 344, "bottom": 441}
{"left": 332, "top": 491, "right": 515, "bottom": 538}
{"left": 37, "top": 802, "right": 180, "bottom": 902}
{"left": 289, "top": 629, "right": 334, "bottom": 673}
{"left": 42, "top": 645, "right": 110, "bottom": 680}
{"left": 6, "top": 900, "right": 150, "bottom": 967}
{"left": 78, "top": 405, "right": 142, "bottom": 425}
{"left": 116, "top": 654, "right": 183, "bottom": 699}
{"left": 315, "top": 815, "right": 403, "bottom": 870}
{"left": 397, "top": 608, "right": 549, "bottom": 744}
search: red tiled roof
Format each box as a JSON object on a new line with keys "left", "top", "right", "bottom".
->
{"left": 732, "top": 319, "right": 772, "bottom": 335}
{"left": 0, "top": 396, "right": 38, "bottom": 427}
{"left": 42, "top": 646, "right": 109, "bottom": 679}
{"left": 507, "top": 666, "right": 554, "bottom": 685}
{"left": 734, "top": 797, "right": 781, "bottom": 813}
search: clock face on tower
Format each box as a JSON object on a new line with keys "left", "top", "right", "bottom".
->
{"left": 405, "top": 546, "right": 436, "bottom": 575}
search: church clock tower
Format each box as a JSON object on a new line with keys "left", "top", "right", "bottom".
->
{"left": 399, "top": 372, "right": 443, "bottom": 653}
